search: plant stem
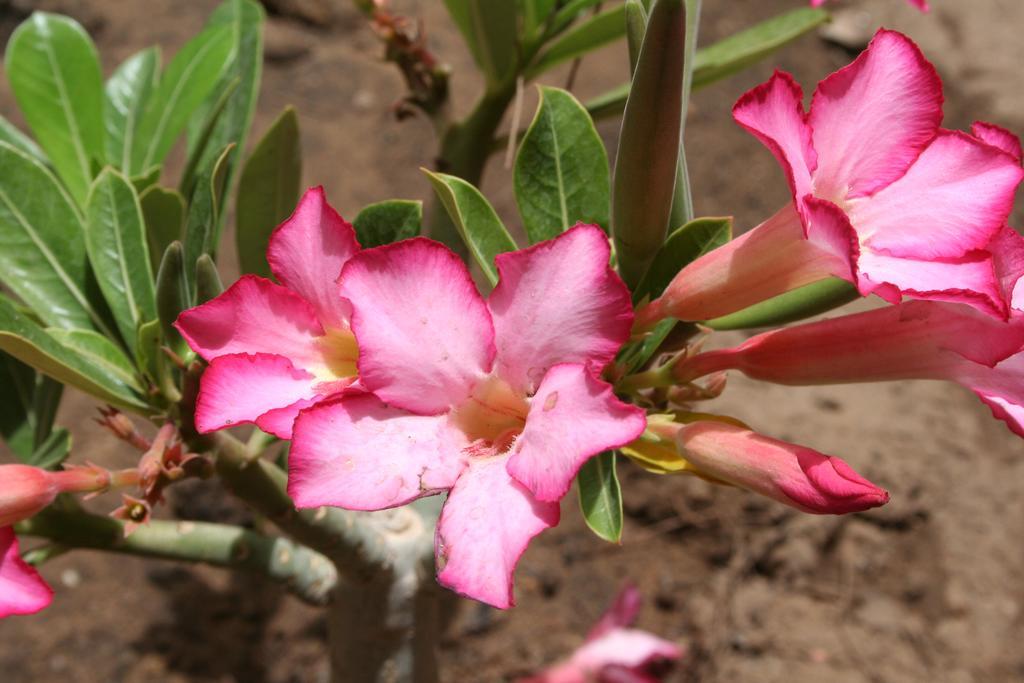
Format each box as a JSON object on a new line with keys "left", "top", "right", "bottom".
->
{"left": 17, "top": 509, "right": 338, "bottom": 606}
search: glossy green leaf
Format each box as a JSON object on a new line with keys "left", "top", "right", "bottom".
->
{"left": 130, "top": 165, "right": 162, "bottom": 194}
{"left": 612, "top": 0, "right": 685, "bottom": 288}
{"left": 139, "top": 186, "right": 186, "bottom": 276}
{"left": 155, "top": 242, "right": 190, "bottom": 359}
{"left": 179, "top": 77, "right": 239, "bottom": 197}
{"left": 0, "top": 294, "right": 148, "bottom": 412}
{"left": 0, "top": 115, "right": 47, "bottom": 164}
{"left": 424, "top": 170, "right": 517, "bottom": 286}
{"left": 28, "top": 427, "right": 71, "bottom": 470}
{"left": 353, "top": 200, "right": 422, "bottom": 248}
{"left": 195, "top": 254, "right": 224, "bottom": 305}
{"left": 443, "top": 1, "right": 518, "bottom": 87}
{"left": 184, "top": 144, "right": 235, "bottom": 299}
{"left": 186, "top": 0, "right": 264, "bottom": 208}
{"left": 0, "top": 143, "right": 114, "bottom": 335}
{"left": 577, "top": 451, "right": 623, "bottom": 543}
{"left": 585, "top": 7, "right": 828, "bottom": 121}
{"left": 705, "top": 278, "right": 860, "bottom": 330}
{"left": 104, "top": 47, "right": 158, "bottom": 171}
{"left": 236, "top": 107, "right": 301, "bottom": 278}
{"left": 46, "top": 328, "right": 143, "bottom": 393}
{"left": 528, "top": 5, "right": 626, "bottom": 77}
{"left": 514, "top": 86, "right": 610, "bottom": 244}
{"left": 635, "top": 216, "right": 732, "bottom": 303}
{"left": 85, "top": 169, "right": 157, "bottom": 355}
{"left": 131, "top": 23, "right": 234, "bottom": 173}
{"left": 0, "top": 352, "right": 36, "bottom": 459}
{"left": 5, "top": 12, "right": 105, "bottom": 205}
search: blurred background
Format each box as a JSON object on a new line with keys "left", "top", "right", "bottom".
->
{"left": 0, "top": 0, "right": 1022, "bottom": 680}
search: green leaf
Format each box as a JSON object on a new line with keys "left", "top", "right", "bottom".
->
{"left": 550, "top": 0, "right": 608, "bottom": 32}
{"left": 28, "top": 427, "right": 71, "bottom": 470}
{"left": 617, "top": 317, "right": 685, "bottom": 375}
{"left": 0, "top": 115, "right": 47, "bottom": 164}
{"left": 0, "top": 142, "right": 114, "bottom": 335}
{"left": 235, "top": 107, "right": 301, "bottom": 278}
{"left": 5, "top": 12, "right": 105, "bottom": 205}
{"left": 353, "top": 200, "right": 422, "bottom": 248}
{"left": 131, "top": 23, "right": 235, "bottom": 173}
{"left": 155, "top": 241, "right": 190, "bottom": 359}
{"left": 705, "top": 278, "right": 860, "bottom": 330}
{"left": 692, "top": 7, "right": 828, "bottom": 89}
{"left": 577, "top": 451, "right": 623, "bottom": 543}
{"left": 139, "top": 185, "right": 186, "bottom": 276}
{"left": 528, "top": 5, "right": 626, "bottom": 78}
{"left": 104, "top": 47, "right": 158, "bottom": 171}
{"left": 179, "top": 76, "right": 239, "bottom": 197}
{"left": 130, "top": 165, "right": 162, "bottom": 194}
{"left": 443, "top": 1, "right": 519, "bottom": 87}
{"left": 0, "top": 352, "right": 36, "bottom": 459}
{"left": 84, "top": 169, "right": 157, "bottom": 355}
{"left": 195, "top": 254, "right": 224, "bottom": 305}
{"left": 186, "top": 0, "right": 265, "bottom": 208}
{"left": 612, "top": 0, "right": 686, "bottom": 288}
{"left": 423, "top": 170, "right": 517, "bottom": 286}
{"left": 635, "top": 216, "right": 732, "bottom": 303}
{"left": 31, "top": 375, "right": 63, "bottom": 452}
{"left": 184, "top": 144, "right": 235, "bottom": 299}
{"left": 514, "top": 86, "right": 610, "bottom": 244}
{"left": 584, "top": 7, "right": 828, "bottom": 121}
{"left": 46, "top": 328, "right": 144, "bottom": 393}
{"left": 520, "top": 0, "right": 557, "bottom": 38}
{"left": 624, "top": 0, "right": 648, "bottom": 73}
{"left": 0, "top": 294, "right": 148, "bottom": 412}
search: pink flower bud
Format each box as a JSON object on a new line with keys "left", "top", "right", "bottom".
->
{"left": 0, "top": 464, "right": 112, "bottom": 527}
{"left": 673, "top": 421, "right": 889, "bottom": 515}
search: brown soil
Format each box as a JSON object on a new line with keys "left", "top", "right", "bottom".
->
{"left": 2, "top": 0, "right": 1023, "bottom": 681}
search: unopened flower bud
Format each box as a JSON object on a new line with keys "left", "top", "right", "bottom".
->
{"left": 0, "top": 464, "right": 113, "bottom": 526}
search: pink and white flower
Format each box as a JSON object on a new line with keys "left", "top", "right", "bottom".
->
{"left": 288, "top": 226, "right": 646, "bottom": 608}
{"left": 0, "top": 526, "right": 52, "bottom": 619}
{"left": 175, "top": 187, "right": 361, "bottom": 439}
{"left": 637, "top": 30, "right": 1023, "bottom": 326}
{"left": 518, "top": 583, "right": 683, "bottom": 683}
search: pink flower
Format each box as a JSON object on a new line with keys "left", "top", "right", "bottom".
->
{"left": 637, "top": 30, "right": 1023, "bottom": 326}
{"left": 518, "top": 583, "right": 683, "bottom": 683}
{"left": 648, "top": 420, "right": 889, "bottom": 515}
{"left": 175, "top": 187, "right": 361, "bottom": 439}
{"left": 0, "top": 526, "right": 52, "bottom": 619}
{"left": 0, "top": 464, "right": 112, "bottom": 527}
{"left": 675, "top": 298, "right": 1024, "bottom": 437}
{"left": 288, "top": 226, "right": 646, "bottom": 608}
{"left": 811, "top": 0, "right": 929, "bottom": 11}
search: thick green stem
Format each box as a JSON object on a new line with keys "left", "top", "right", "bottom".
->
{"left": 17, "top": 509, "right": 338, "bottom": 606}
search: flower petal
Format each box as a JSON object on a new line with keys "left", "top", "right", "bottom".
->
{"left": 488, "top": 225, "right": 633, "bottom": 394}
{"left": 587, "top": 583, "right": 642, "bottom": 640}
{"left": 0, "top": 527, "right": 52, "bottom": 618}
{"left": 435, "top": 455, "right": 559, "bottom": 609}
{"left": 733, "top": 71, "right": 815, "bottom": 205}
{"left": 339, "top": 238, "right": 494, "bottom": 414}
{"left": 194, "top": 353, "right": 331, "bottom": 438}
{"left": 851, "top": 131, "right": 1023, "bottom": 259}
{"left": 266, "top": 186, "right": 359, "bottom": 330}
{"left": 506, "top": 364, "right": 646, "bottom": 503}
{"left": 571, "top": 629, "right": 684, "bottom": 677}
{"left": 808, "top": 29, "right": 942, "bottom": 198}
{"left": 971, "top": 121, "right": 1022, "bottom": 162}
{"left": 953, "top": 353, "right": 1024, "bottom": 437}
{"left": 288, "top": 394, "right": 468, "bottom": 510}
{"left": 989, "top": 226, "right": 1024, "bottom": 312}
{"left": 175, "top": 275, "right": 324, "bottom": 366}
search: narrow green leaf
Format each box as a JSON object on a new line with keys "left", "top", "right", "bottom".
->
{"left": 705, "top": 278, "right": 860, "bottom": 330}
{"left": 184, "top": 144, "right": 235, "bottom": 299}
{"left": 668, "top": 0, "right": 701, "bottom": 229}
{"left": 155, "top": 241, "right": 190, "bottom": 359}
{"left": 139, "top": 185, "right": 186, "bottom": 276}
{"left": 28, "top": 427, "right": 70, "bottom": 470}
{"left": 0, "top": 352, "right": 36, "bottom": 459}
{"left": 624, "top": 0, "right": 648, "bottom": 73}
{"left": 550, "top": 0, "right": 608, "bottom": 33}
{"left": 577, "top": 451, "right": 623, "bottom": 543}
{"left": 423, "top": 170, "right": 517, "bottom": 286}
{"left": 84, "top": 169, "right": 157, "bottom": 355}
{"left": 186, "top": 0, "right": 265, "bottom": 211}
{"left": 612, "top": 0, "right": 686, "bottom": 288}
{"left": 520, "top": 0, "right": 557, "bottom": 38}
{"left": 46, "top": 328, "right": 144, "bottom": 393}
{"left": 0, "top": 294, "right": 148, "bottom": 412}
{"left": 195, "top": 254, "right": 224, "bottom": 305}
{"left": 635, "top": 216, "right": 732, "bottom": 303}
{"left": 353, "top": 200, "right": 422, "bottom": 248}
{"left": 5, "top": 12, "right": 105, "bottom": 205}
{"left": 179, "top": 76, "right": 240, "bottom": 197}
{"left": 131, "top": 23, "right": 235, "bottom": 173}
{"left": 514, "top": 86, "right": 610, "bottom": 243}
{"left": 0, "top": 115, "right": 47, "bottom": 164}
{"left": 528, "top": 5, "right": 626, "bottom": 78}
{"left": 235, "top": 107, "right": 301, "bottom": 278}
{"left": 104, "top": 47, "right": 159, "bottom": 171}
{"left": 444, "top": 1, "right": 519, "bottom": 87}
{"left": 31, "top": 375, "right": 63, "bottom": 451}
{"left": 617, "top": 317, "right": 688, "bottom": 375}
{"left": 585, "top": 7, "right": 829, "bottom": 121}
{"left": 0, "top": 142, "right": 114, "bottom": 335}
